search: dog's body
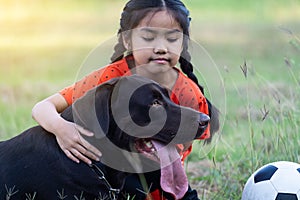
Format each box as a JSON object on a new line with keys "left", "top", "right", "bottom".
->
{"left": 0, "top": 75, "right": 209, "bottom": 199}
{"left": 0, "top": 126, "right": 116, "bottom": 199}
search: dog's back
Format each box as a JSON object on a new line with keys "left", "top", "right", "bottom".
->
{"left": 0, "top": 122, "right": 113, "bottom": 199}
{"left": 0, "top": 76, "right": 210, "bottom": 199}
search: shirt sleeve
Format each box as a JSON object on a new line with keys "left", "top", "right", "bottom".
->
{"left": 59, "top": 62, "right": 130, "bottom": 105}
{"left": 59, "top": 68, "right": 103, "bottom": 105}
{"left": 171, "top": 73, "right": 211, "bottom": 163}
{"left": 171, "top": 72, "right": 210, "bottom": 140}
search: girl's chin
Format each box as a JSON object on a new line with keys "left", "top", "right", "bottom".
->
{"left": 135, "top": 62, "right": 174, "bottom": 75}
{"left": 145, "top": 65, "right": 172, "bottom": 74}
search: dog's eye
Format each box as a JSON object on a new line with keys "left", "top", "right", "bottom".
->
{"left": 152, "top": 100, "right": 161, "bottom": 106}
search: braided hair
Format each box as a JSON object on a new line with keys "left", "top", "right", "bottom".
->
{"left": 110, "top": 0, "right": 219, "bottom": 134}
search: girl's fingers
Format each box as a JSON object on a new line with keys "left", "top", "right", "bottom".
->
{"left": 63, "top": 149, "right": 80, "bottom": 164}
{"left": 70, "top": 147, "right": 93, "bottom": 165}
{"left": 74, "top": 124, "right": 102, "bottom": 158}
{"left": 75, "top": 125, "right": 94, "bottom": 137}
{"left": 64, "top": 146, "right": 95, "bottom": 165}
{"left": 59, "top": 123, "right": 102, "bottom": 164}
{"left": 75, "top": 143, "right": 100, "bottom": 163}
{"left": 80, "top": 138, "right": 102, "bottom": 158}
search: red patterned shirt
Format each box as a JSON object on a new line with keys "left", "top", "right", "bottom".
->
{"left": 59, "top": 56, "right": 210, "bottom": 161}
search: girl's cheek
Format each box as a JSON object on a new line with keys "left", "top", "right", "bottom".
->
{"left": 132, "top": 41, "right": 153, "bottom": 51}
{"left": 169, "top": 45, "right": 183, "bottom": 56}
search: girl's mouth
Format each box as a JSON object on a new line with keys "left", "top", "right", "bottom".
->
{"left": 150, "top": 58, "right": 170, "bottom": 65}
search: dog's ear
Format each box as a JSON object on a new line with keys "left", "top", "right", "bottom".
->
{"left": 72, "top": 78, "right": 119, "bottom": 139}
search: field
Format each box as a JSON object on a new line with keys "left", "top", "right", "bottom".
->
{"left": 1, "top": 0, "right": 300, "bottom": 199}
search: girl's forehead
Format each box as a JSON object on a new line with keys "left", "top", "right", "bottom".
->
{"left": 136, "top": 10, "right": 182, "bottom": 31}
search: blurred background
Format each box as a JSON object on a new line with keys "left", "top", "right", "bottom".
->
{"left": 0, "top": 0, "right": 299, "bottom": 199}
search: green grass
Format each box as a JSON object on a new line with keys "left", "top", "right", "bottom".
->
{"left": 1, "top": 0, "right": 300, "bottom": 199}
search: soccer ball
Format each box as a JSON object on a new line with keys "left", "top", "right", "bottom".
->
{"left": 242, "top": 161, "right": 300, "bottom": 200}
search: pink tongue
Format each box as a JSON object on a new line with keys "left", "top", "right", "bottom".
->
{"left": 152, "top": 141, "right": 188, "bottom": 199}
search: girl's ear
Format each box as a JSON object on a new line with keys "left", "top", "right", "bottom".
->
{"left": 121, "top": 31, "right": 131, "bottom": 51}
{"left": 123, "top": 39, "right": 130, "bottom": 50}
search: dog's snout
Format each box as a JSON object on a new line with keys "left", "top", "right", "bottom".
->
{"left": 199, "top": 113, "right": 210, "bottom": 126}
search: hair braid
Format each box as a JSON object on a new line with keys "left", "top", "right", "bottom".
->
{"left": 179, "top": 43, "right": 220, "bottom": 136}
{"left": 110, "top": 29, "right": 127, "bottom": 63}
{"left": 179, "top": 44, "right": 204, "bottom": 94}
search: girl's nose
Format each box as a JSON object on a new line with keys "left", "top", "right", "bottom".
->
{"left": 153, "top": 42, "right": 167, "bottom": 54}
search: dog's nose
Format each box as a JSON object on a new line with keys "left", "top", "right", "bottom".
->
{"left": 199, "top": 113, "right": 210, "bottom": 126}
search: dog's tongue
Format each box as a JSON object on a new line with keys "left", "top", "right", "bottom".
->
{"left": 152, "top": 141, "right": 188, "bottom": 199}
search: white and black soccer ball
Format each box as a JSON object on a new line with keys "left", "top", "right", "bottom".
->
{"left": 242, "top": 161, "right": 300, "bottom": 200}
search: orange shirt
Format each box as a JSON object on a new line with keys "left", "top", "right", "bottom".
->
{"left": 59, "top": 56, "right": 210, "bottom": 161}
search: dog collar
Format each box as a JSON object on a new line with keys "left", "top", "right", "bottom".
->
{"left": 90, "top": 163, "right": 121, "bottom": 200}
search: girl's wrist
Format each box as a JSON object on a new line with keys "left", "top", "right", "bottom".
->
{"left": 45, "top": 114, "right": 67, "bottom": 137}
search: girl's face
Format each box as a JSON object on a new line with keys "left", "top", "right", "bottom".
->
{"left": 127, "top": 10, "right": 184, "bottom": 74}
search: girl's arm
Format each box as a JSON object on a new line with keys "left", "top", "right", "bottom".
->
{"left": 32, "top": 93, "right": 101, "bottom": 165}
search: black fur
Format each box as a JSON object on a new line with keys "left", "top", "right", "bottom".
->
{"left": 0, "top": 75, "right": 209, "bottom": 199}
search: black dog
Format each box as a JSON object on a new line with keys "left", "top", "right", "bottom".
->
{"left": 0, "top": 75, "right": 209, "bottom": 200}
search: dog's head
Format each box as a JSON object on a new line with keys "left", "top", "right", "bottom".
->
{"left": 71, "top": 75, "right": 208, "bottom": 153}
{"left": 68, "top": 75, "right": 209, "bottom": 197}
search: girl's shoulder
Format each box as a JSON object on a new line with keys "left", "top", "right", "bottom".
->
{"left": 171, "top": 68, "right": 208, "bottom": 114}
{"left": 98, "top": 57, "right": 132, "bottom": 82}
{"left": 173, "top": 68, "right": 203, "bottom": 95}
{"left": 103, "top": 57, "right": 130, "bottom": 72}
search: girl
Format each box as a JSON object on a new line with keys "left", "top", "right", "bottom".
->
{"left": 32, "top": 0, "right": 219, "bottom": 199}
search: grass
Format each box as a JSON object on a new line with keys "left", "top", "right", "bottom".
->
{"left": 188, "top": 29, "right": 300, "bottom": 198}
{"left": 0, "top": 0, "right": 300, "bottom": 199}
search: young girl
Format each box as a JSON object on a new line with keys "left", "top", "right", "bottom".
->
{"left": 32, "top": 0, "right": 219, "bottom": 199}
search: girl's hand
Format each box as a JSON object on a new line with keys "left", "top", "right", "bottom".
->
{"left": 32, "top": 93, "right": 102, "bottom": 165}
{"left": 55, "top": 120, "right": 102, "bottom": 165}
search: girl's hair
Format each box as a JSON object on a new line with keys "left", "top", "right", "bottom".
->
{"left": 111, "top": 0, "right": 219, "bottom": 135}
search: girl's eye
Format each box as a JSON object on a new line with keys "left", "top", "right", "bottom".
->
{"left": 167, "top": 38, "right": 179, "bottom": 43}
{"left": 142, "top": 37, "right": 154, "bottom": 42}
